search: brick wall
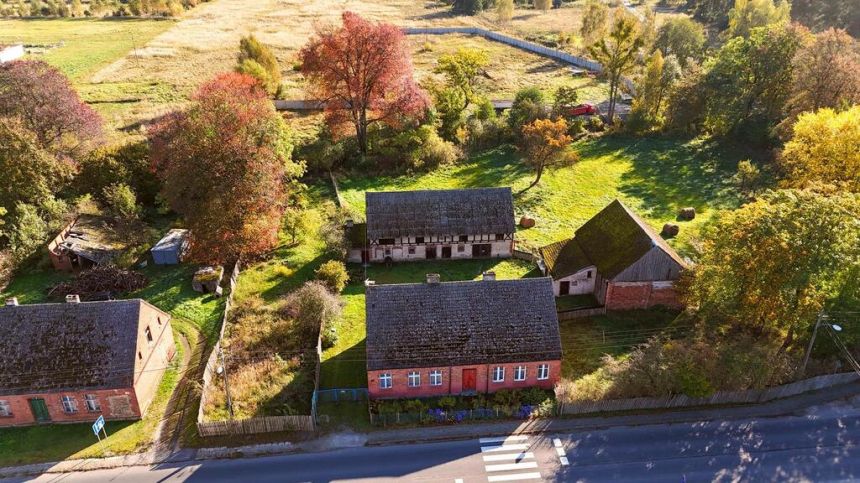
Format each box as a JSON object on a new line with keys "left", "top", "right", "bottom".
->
{"left": 0, "top": 387, "right": 141, "bottom": 427}
{"left": 605, "top": 281, "right": 683, "bottom": 310}
{"left": 367, "top": 360, "right": 560, "bottom": 399}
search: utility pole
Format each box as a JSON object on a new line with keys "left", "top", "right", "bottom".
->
{"left": 218, "top": 347, "right": 234, "bottom": 419}
{"left": 799, "top": 313, "right": 825, "bottom": 378}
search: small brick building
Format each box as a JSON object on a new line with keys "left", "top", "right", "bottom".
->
{"left": 365, "top": 276, "right": 562, "bottom": 399}
{"left": 349, "top": 188, "right": 516, "bottom": 264}
{"left": 0, "top": 298, "right": 175, "bottom": 427}
{"left": 539, "top": 200, "right": 688, "bottom": 310}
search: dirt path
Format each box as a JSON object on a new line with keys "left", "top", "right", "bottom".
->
{"left": 152, "top": 327, "right": 204, "bottom": 457}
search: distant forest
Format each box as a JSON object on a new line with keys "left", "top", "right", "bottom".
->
{"left": 0, "top": 0, "right": 210, "bottom": 18}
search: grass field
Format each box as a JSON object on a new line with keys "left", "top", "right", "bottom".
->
{"left": 338, "top": 136, "right": 745, "bottom": 255}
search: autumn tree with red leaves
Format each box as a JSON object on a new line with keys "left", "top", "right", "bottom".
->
{"left": 149, "top": 73, "right": 304, "bottom": 264}
{"left": 0, "top": 60, "right": 102, "bottom": 161}
{"left": 299, "top": 12, "right": 428, "bottom": 156}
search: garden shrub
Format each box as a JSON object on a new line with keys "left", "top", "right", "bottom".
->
{"left": 315, "top": 260, "right": 349, "bottom": 293}
{"left": 285, "top": 281, "right": 343, "bottom": 348}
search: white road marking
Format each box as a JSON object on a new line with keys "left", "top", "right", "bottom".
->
{"left": 480, "top": 443, "right": 529, "bottom": 453}
{"left": 555, "top": 447, "right": 565, "bottom": 457}
{"left": 479, "top": 435, "right": 529, "bottom": 444}
{"left": 487, "top": 473, "right": 543, "bottom": 482}
{"left": 559, "top": 456, "right": 570, "bottom": 466}
{"left": 485, "top": 462, "right": 539, "bottom": 472}
{"left": 553, "top": 438, "right": 562, "bottom": 448}
{"left": 482, "top": 452, "right": 534, "bottom": 462}
{"left": 455, "top": 479, "right": 464, "bottom": 483}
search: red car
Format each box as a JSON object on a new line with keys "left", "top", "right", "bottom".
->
{"left": 567, "top": 103, "right": 598, "bottom": 116}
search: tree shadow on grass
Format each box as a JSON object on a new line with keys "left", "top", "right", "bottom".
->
{"left": 583, "top": 136, "right": 746, "bottom": 220}
{"left": 0, "top": 420, "right": 134, "bottom": 467}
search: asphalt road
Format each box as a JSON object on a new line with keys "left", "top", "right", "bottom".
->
{"left": 14, "top": 408, "right": 860, "bottom": 482}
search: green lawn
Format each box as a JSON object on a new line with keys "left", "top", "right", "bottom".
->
{"left": 0, "top": 320, "right": 192, "bottom": 467}
{"left": 337, "top": 136, "right": 746, "bottom": 254}
{"left": 559, "top": 308, "right": 684, "bottom": 381}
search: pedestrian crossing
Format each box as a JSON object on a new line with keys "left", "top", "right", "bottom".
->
{"left": 478, "top": 435, "right": 543, "bottom": 482}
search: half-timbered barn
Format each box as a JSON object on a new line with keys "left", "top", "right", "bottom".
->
{"left": 539, "top": 200, "right": 688, "bottom": 310}
{"left": 365, "top": 274, "right": 562, "bottom": 399}
{"left": 352, "top": 188, "right": 516, "bottom": 263}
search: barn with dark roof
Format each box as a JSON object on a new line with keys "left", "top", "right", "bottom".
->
{"left": 365, "top": 275, "right": 562, "bottom": 399}
{"left": 351, "top": 187, "right": 516, "bottom": 263}
{"left": 0, "top": 298, "right": 175, "bottom": 427}
{"left": 539, "top": 200, "right": 688, "bottom": 310}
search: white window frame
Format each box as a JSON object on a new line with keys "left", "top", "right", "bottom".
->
{"left": 379, "top": 373, "right": 392, "bottom": 389}
{"left": 492, "top": 366, "right": 505, "bottom": 383}
{"left": 429, "top": 370, "right": 442, "bottom": 386}
{"left": 0, "top": 400, "right": 11, "bottom": 417}
{"left": 85, "top": 394, "right": 100, "bottom": 412}
{"left": 407, "top": 371, "right": 421, "bottom": 387}
{"left": 61, "top": 395, "right": 77, "bottom": 413}
{"left": 537, "top": 364, "right": 550, "bottom": 380}
{"left": 514, "top": 366, "right": 527, "bottom": 381}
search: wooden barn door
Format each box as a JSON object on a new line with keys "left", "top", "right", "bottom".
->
{"left": 29, "top": 398, "right": 51, "bottom": 422}
{"left": 559, "top": 281, "right": 570, "bottom": 295}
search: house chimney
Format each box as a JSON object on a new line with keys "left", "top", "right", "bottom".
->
{"left": 482, "top": 271, "right": 496, "bottom": 281}
{"left": 426, "top": 273, "right": 440, "bottom": 284}
{"left": 5, "top": 297, "right": 18, "bottom": 307}
{"left": 65, "top": 294, "right": 81, "bottom": 304}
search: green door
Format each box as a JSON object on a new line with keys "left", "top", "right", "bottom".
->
{"left": 29, "top": 398, "right": 51, "bottom": 422}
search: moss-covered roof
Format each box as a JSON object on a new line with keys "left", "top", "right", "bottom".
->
{"left": 539, "top": 238, "right": 593, "bottom": 279}
{"left": 540, "top": 200, "right": 687, "bottom": 281}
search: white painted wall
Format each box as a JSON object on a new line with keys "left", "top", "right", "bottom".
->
{"left": 0, "top": 45, "right": 24, "bottom": 64}
{"left": 552, "top": 265, "right": 597, "bottom": 296}
{"left": 369, "top": 234, "right": 513, "bottom": 262}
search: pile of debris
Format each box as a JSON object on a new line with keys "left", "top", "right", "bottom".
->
{"left": 49, "top": 266, "right": 149, "bottom": 301}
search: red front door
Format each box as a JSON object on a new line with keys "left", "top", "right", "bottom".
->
{"left": 462, "top": 368, "right": 477, "bottom": 392}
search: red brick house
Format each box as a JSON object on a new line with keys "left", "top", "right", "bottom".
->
{"left": 365, "top": 275, "right": 562, "bottom": 399}
{"left": 539, "top": 200, "right": 689, "bottom": 310}
{"left": 0, "top": 297, "right": 175, "bottom": 427}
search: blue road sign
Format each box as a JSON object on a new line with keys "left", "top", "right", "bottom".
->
{"left": 92, "top": 415, "right": 105, "bottom": 436}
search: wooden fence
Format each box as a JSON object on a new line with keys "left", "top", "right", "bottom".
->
{"left": 557, "top": 306, "right": 607, "bottom": 320}
{"left": 197, "top": 415, "right": 316, "bottom": 437}
{"left": 558, "top": 372, "right": 860, "bottom": 416}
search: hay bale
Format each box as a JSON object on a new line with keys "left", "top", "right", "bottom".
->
{"left": 678, "top": 207, "right": 696, "bottom": 220}
{"left": 519, "top": 216, "right": 536, "bottom": 229}
{"left": 661, "top": 223, "right": 680, "bottom": 238}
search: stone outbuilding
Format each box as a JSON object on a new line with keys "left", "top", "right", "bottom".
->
{"left": 349, "top": 187, "right": 516, "bottom": 263}
{"left": 539, "top": 200, "right": 688, "bottom": 310}
{"left": 0, "top": 298, "right": 175, "bottom": 427}
{"left": 365, "top": 276, "right": 562, "bottom": 399}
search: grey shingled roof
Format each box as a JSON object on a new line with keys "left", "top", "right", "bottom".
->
{"left": 365, "top": 188, "right": 515, "bottom": 239}
{"left": 0, "top": 299, "right": 153, "bottom": 395}
{"left": 152, "top": 229, "right": 188, "bottom": 252}
{"left": 365, "top": 278, "right": 562, "bottom": 371}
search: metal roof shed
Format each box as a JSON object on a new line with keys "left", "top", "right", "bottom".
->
{"left": 151, "top": 229, "right": 189, "bottom": 265}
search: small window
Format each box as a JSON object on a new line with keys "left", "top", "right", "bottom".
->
{"left": 587, "top": 270, "right": 592, "bottom": 279}
{"left": 61, "top": 395, "right": 77, "bottom": 413}
{"left": 0, "top": 400, "right": 11, "bottom": 417}
{"left": 407, "top": 371, "right": 421, "bottom": 387}
{"left": 459, "top": 235, "right": 468, "bottom": 243}
{"left": 514, "top": 366, "right": 527, "bottom": 381}
{"left": 138, "top": 351, "right": 143, "bottom": 360}
{"left": 492, "top": 366, "right": 505, "bottom": 383}
{"left": 537, "top": 364, "right": 550, "bottom": 380}
{"left": 157, "top": 317, "right": 162, "bottom": 326}
{"left": 379, "top": 373, "right": 392, "bottom": 389}
{"left": 145, "top": 326, "right": 153, "bottom": 343}
{"left": 379, "top": 238, "right": 395, "bottom": 245}
{"left": 495, "top": 233, "right": 505, "bottom": 241}
{"left": 85, "top": 394, "right": 100, "bottom": 412}
{"left": 430, "top": 370, "right": 442, "bottom": 386}
{"left": 457, "top": 244, "right": 465, "bottom": 253}
{"left": 384, "top": 248, "right": 392, "bottom": 256}
{"left": 408, "top": 246, "right": 416, "bottom": 255}
{"left": 415, "top": 237, "right": 425, "bottom": 244}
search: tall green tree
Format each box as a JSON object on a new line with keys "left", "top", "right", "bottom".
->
{"left": 654, "top": 17, "right": 706, "bottom": 68}
{"left": 235, "top": 35, "right": 281, "bottom": 95}
{"left": 682, "top": 190, "right": 860, "bottom": 350}
{"left": 589, "top": 16, "right": 643, "bottom": 122}
{"left": 434, "top": 48, "right": 489, "bottom": 112}
{"left": 724, "top": 0, "right": 790, "bottom": 39}
{"left": 628, "top": 51, "right": 680, "bottom": 132}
